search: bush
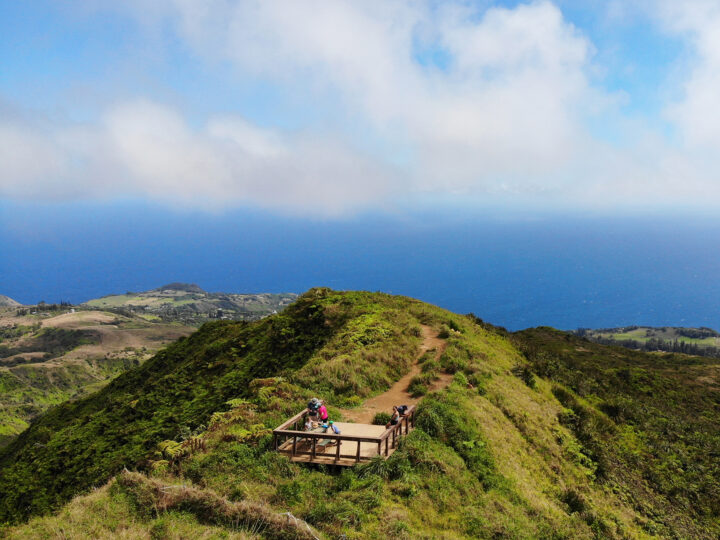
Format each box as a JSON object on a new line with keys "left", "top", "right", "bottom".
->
{"left": 372, "top": 412, "right": 391, "bottom": 425}
{"left": 415, "top": 391, "right": 501, "bottom": 488}
{"left": 561, "top": 488, "right": 587, "bottom": 514}
{"left": 439, "top": 343, "right": 469, "bottom": 373}
{"left": 408, "top": 372, "right": 437, "bottom": 397}
{"left": 452, "top": 371, "right": 468, "bottom": 386}
{"left": 511, "top": 364, "right": 537, "bottom": 389}
{"left": 421, "top": 359, "right": 440, "bottom": 373}
{"left": 467, "top": 372, "right": 489, "bottom": 395}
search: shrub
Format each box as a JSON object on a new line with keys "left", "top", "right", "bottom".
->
{"left": 372, "top": 412, "right": 391, "bottom": 425}
{"left": 561, "top": 488, "right": 587, "bottom": 514}
{"left": 421, "top": 359, "right": 440, "bottom": 373}
{"left": 357, "top": 455, "right": 391, "bottom": 479}
{"left": 415, "top": 391, "right": 501, "bottom": 488}
{"left": 439, "top": 343, "right": 469, "bottom": 373}
{"left": 511, "top": 364, "right": 537, "bottom": 389}
{"left": 408, "top": 371, "right": 437, "bottom": 397}
{"left": 467, "top": 372, "right": 489, "bottom": 395}
{"left": 452, "top": 371, "right": 468, "bottom": 386}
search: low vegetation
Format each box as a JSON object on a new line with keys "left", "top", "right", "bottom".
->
{"left": 1, "top": 290, "right": 719, "bottom": 538}
{"left": 579, "top": 325, "right": 720, "bottom": 358}
{"left": 83, "top": 283, "right": 297, "bottom": 326}
{"left": 514, "top": 327, "right": 720, "bottom": 537}
{"left": 0, "top": 308, "right": 193, "bottom": 447}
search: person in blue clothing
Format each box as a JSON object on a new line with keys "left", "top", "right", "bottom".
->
{"left": 322, "top": 420, "right": 341, "bottom": 434}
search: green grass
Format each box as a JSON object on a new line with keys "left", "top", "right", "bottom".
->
{"left": 2, "top": 290, "right": 719, "bottom": 539}
{"left": 85, "top": 295, "right": 139, "bottom": 308}
{"left": 0, "top": 354, "right": 143, "bottom": 448}
{"left": 514, "top": 327, "right": 720, "bottom": 538}
{"left": 594, "top": 327, "right": 720, "bottom": 346}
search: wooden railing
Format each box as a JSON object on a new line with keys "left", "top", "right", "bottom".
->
{"left": 273, "top": 406, "right": 416, "bottom": 464}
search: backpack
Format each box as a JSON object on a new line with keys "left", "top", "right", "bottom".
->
{"left": 397, "top": 405, "right": 408, "bottom": 415}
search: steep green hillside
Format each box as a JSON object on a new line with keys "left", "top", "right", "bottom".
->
{"left": 0, "top": 308, "right": 193, "bottom": 446}
{"left": 513, "top": 328, "right": 720, "bottom": 537}
{"left": 0, "top": 289, "right": 421, "bottom": 524}
{"left": 1, "top": 290, "right": 719, "bottom": 539}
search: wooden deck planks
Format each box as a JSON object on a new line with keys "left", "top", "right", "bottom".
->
{"left": 274, "top": 411, "right": 415, "bottom": 466}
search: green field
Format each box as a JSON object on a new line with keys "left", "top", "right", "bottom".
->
{"left": 587, "top": 326, "right": 720, "bottom": 347}
{"left": 81, "top": 284, "right": 297, "bottom": 325}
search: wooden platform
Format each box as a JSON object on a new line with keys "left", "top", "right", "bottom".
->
{"left": 273, "top": 408, "right": 415, "bottom": 466}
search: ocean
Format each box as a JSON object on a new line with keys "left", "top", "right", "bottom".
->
{"left": 2, "top": 202, "right": 719, "bottom": 331}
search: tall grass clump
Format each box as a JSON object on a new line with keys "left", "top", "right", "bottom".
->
{"left": 415, "top": 387, "right": 501, "bottom": 489}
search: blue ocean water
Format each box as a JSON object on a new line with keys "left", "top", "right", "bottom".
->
{"left": 1, "top": 202, "right": 719, "bottom": 331}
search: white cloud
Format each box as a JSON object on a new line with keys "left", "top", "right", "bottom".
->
{"left": 4, "top": 0, "right": 720, "bottom": 214}
{"left": 190, "top": 0, "right": 601, "bottom": 192}
{"left": 649, "top": 1, "right": 720, "bottom": 150}
{"left": 0, "top": 100, "right": 396, "bottom": 215}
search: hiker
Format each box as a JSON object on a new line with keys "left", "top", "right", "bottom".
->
{"left": 304, "top": 417, "right": 314, "bottom": 431}
{"left": 386, "top": 406, "right": 401, "bottom": 428}
{"left": 386, "top": 405, "right": 409, "bottom": 428}
{"left": 307, "top": 397, "right": 321, "bottom": 422}
{"left": 322, "top": 420, "right": 341, "bottom": 434}
{"left": 318, "top": 400, "right": 329, "bottom": 423}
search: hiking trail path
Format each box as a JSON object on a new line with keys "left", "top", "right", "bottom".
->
{"left": 339, "top": 325, "right": 450, "bottom": 424}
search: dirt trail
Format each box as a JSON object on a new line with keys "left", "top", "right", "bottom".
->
{"left": 339, "top": 325, "right": 451, "bottom": 424}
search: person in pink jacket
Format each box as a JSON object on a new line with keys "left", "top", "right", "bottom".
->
{"left": 318, "top": 401, "right": 329, "bottom": 423}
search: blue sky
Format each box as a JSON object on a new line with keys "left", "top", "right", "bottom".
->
{"left": 3, "top": 1, "right": 720, "bottom": 327}
{"left": 3, "top": 0, "right": 720, "bottom": 215}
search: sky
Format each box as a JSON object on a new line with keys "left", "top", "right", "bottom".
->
{"left": 2, "top": 1, "right": 720, "bottom": 327}
{"left": 3, "top": 0, "right": 720, "bottom": 215}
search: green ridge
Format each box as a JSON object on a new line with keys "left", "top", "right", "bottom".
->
{"left": 1, "top": 290, "right": 719, "bottom": 539}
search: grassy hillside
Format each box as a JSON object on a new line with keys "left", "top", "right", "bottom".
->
{"left": 513, "top": 328, "right": 720, "bottom": 537}
{"left": 1, "top": 290, "right": 719, "bottom": 538}
{"left": 83, "top": 283, "right": 297, "bottom": 325}
{"left": 0, "top": 308, "right": 193, "bottom": 447}
{"left": 0, "top": 296, "right": 21, "bottom": 308}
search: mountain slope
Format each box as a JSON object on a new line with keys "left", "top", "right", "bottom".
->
{"left": 0, "top": 308, "right": 194, "bottom": 447}
{"left": 512, "top": 327, "right": 720, "bottom": 535}
{"left": 1, "top": 290, "right": 719, "bottom": 538}
{"left": 0, "top": 296, "right": 20, "bottom": 307}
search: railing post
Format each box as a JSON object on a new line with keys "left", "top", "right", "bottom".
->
{"left": 377, "top": 441, "right": 381, "bottom": 456}
{"left": 385, "top": 436, "right": 389, "bottom": 456}
{"left": 311, "top": 438, "right": 316, "bottom": 459}
{"left": 335, "top": 438, "right": 341, "bottom": 462}
{"left": 292, "top": 436, "right": 297, "bottom": 456}
{"left": 356, "top": 440, "right": 361, "bottom": 462}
